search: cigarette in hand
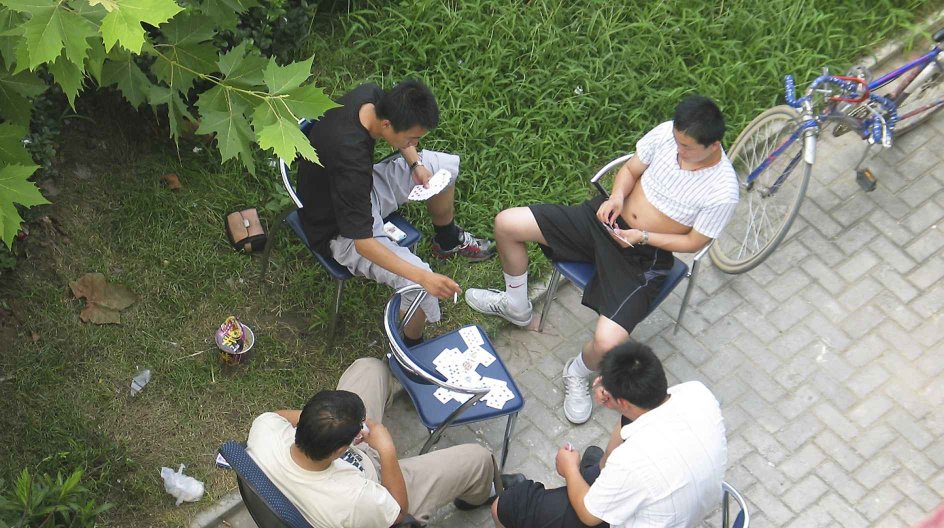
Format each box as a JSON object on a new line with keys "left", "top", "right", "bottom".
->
{"left": 454, "top": 292, "right": 458, "bottom": 304}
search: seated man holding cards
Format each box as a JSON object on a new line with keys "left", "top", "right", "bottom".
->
{"left": 492, "top": 342, "right": 727, "bottom": 528}
{"left": 247, "top": 357, "right": 524, "bottom": 527}
{"left": 298, "top": 79, "right": 495, "bottom": 345}
{"left": 465, "top": 95, "right": 738, "bottom": 424}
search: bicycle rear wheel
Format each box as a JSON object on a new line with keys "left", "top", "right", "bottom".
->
{"left": 894, "top": 58, "right": 944, "bottom": 136}
{"left": 709, "top": 105, "right": 813, "bottom": 274}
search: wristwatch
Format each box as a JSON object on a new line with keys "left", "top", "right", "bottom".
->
{"left": 640, "top": 230, "right": 650, "bottom": 245}
{"left": 409, "top": 159, "right": 424, "bottom": 172}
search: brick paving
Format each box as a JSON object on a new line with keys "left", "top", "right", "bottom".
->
{"left": 210, "top": 81, "right": 944, "bottom": 528}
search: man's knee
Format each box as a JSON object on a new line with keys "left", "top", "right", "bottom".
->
{"left": 346, "top": 357, "right": 386, "bottom": 378}
{"left": 495, "top": 207, "right": 538, "bottom": 239}
{"left": 590, "top": 330, "right": 628, "bottom": 357}
{"left": 494, "top": 208, "right": 516, "bottom": 236}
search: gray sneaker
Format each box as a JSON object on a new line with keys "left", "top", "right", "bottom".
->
{"left": 465, "top": 288, "right": 533, "bottom": 327}
{"left": 562, "top": 358, "right": 592, "bottom": 424}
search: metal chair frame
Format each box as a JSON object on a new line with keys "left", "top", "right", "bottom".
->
{"left": 538, "top": 153, "right": 711, "bottom": 334}
{"left": 722, "top": 480, "right": 751, "bottom": 528}
{"left": 383, "top": 285, "right": 520, "bottom": 469}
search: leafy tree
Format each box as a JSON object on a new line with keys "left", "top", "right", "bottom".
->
{"left": 0, "top": 0, "right": 338, "bottom": 249}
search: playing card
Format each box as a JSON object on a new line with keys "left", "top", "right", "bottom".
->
{"left": 467, "top": 345, "right": 496, "bottom": 367}
{"left": 407, "top": 169, "right": 452, "bottom": 201}
{"left": 433, "top": 387, "right": 453, "bottom": 404}
{"left": 459, "top": 326, "right": 485, "bottom": 348}
{"left": 433, "top": 348, "right": 462, "bottom": 368}
{"left": 484, "top": 386, "right": 515, "bottom": 409}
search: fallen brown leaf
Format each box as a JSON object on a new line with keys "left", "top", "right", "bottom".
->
{"left": 160, "top": 173, "right": 182, "bottom": 190}
{"left": 69, "top": 273, "right": 137, "bottom": 325}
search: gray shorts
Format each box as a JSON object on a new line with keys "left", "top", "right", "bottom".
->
{"left": 329, "top": 150, "right": 460, "bottom": 322}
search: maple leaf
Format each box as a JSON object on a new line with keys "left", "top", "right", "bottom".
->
{"left": 0, "top": 0, "right": 95, "bottom": 69}
{"left": 87, "top": 0, "right": 118, "bottom": 12}
{"left": 100, "top": 0, "right": 183, "bottom": 54}
{"left": 196, "top": 108, "right": 254, "bottom": 168}
{"left": 48, "top": 53, "right": 84, "bottom": 107}
{"left": 0, "top": 163, "right": 45, "bottom": 248}
{"left": 0, "top": 68, "right": 44, "bottom": 125}
{"left": 151, "top": 40, "right": 216, "bottom": 92}
{"left": 262, "top": 56, "right": 312, "bottom": 95}
{"left": 69, "top": 272, "right": 137, "bottom": 324}
{"left": 148, "top": 84, "right": 194, "bottom": 143}
{"left": 0, "top": 123, "right": 34, "bottom": 165}
{"left": 255, "top": 115, "right": 317, "bottom": 165}
{"left": 279, "top": 84, "right": 338, "bottom": 124}
{"left": 217, "top": 41, "right": 265, "bottom": 89}
{"left": 100, "top": 52, "right": 151, "bottom": 107}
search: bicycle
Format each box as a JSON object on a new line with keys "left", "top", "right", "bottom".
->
{"left": 709, "top": 29, "right": 944, "bottom": 274}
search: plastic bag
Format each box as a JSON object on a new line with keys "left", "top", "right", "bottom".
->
{"left": 160, "top": 464, "right": 205, "bottom": 506}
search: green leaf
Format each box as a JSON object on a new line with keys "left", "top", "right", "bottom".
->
{"left": 0, "top": 9, "right": 26, "bottom": 70}
{"left": 196, "top": 108, "right": 254, "bottom": 167}
{"left": 48, "top": 53, "right": 83, "bottom": 107}
{"left": 0, "top": 69, "right": 42, "bottom": 124}
{"left": 84, "top": 36, "right": 106, "bottom": 83}
{"left": 100, "top": 0, "right": 183, "bottom": 53}
{"left": 279, "top": 84, "right": 338, "bottom": 122}
{"left": 195, "top": 0, "right": 257, "bottom": 29}
{"left": 148, "top": 84, "right": 193, "bottom": 142}
{"left": 217, "top": 41, "right": 265, "bottom": 88}
{"left": 100, "top": 54, "right": 151, "bottom": 107}
{"left": 159, "top": 11, "right": 214, "bottom": 45}
{"left": 0, "top": 122, "right": 33, "bottom": 165}
{"left": 262, "top": 56, "right": 312, "bottom": 95}
{"left": 1, "top": 0, "right": 95, "bottom": 69}
{"left": 196, "top": 83, "right": 252, "bottom": 116}
{"left": 151, "top": 40, "right": 216, "bottom": 92}
{"left": 255, "top": 116, "right": 317, "bottom": 164}
{"left": 0, "top": 162, "right": 45, "bottom": 249}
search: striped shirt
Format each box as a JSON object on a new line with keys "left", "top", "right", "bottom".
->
{"left": 584, "top": 381, "right": 727, "bottom": 528}
{"left": 636, "top": 121, "right": 739, "bottom": 239}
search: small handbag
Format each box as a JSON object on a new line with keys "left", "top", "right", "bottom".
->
{"left": 225, "top": 208, "right": 267, "bottom": 253}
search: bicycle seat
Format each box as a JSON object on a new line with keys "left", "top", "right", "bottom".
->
{"left": 934, "top": 28, "right": 944, "bottom": 42}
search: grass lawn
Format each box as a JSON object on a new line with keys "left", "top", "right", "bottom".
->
{"left": 0, "top": 0, "right": 937, "bottom": 524}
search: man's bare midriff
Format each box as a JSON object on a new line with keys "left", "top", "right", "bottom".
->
{"left": 621, "top": 179, "right": 691, "bottom": 235}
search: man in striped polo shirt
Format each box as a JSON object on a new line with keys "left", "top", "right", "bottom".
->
{"left": 466, "top": 95, "right": 739, "bottom": 424}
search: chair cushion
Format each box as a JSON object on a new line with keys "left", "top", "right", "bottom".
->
{"left": 387, "top": 325, "right": 525, "bottom": 431}
{"left": 553, "top": 257, "right": 688, "bottom": 316}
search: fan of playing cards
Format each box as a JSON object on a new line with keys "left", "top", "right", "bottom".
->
{"left": 408, "top": 169, "right": 453, "bottom": 201}
{"left": 431, "top": 326, "right": 516, "bottom": 410}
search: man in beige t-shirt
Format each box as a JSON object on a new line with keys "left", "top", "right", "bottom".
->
{"left": 247, "top": 358, "right": 507, "bottom": 527}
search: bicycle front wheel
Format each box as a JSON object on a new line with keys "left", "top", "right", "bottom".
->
{"left": 894, "top": 58, "right": 944, "bottom": 136}
{"left": 710, "top": 105, "right": 813, "bottom": 274}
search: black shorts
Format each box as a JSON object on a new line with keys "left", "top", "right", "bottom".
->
{"left": 529, "top": 195, "right": 674, "bottom": 333}
{"left": 497, "top": 463, "right": 607, "bottom": 528}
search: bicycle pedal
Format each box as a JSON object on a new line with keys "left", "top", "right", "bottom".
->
{"left": 856, "top": 169, "right": 877, "bottom": 192}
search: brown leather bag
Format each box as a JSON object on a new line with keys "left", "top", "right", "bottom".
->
{"left": 225, "top": 209, "right": 267, "bottom": 253}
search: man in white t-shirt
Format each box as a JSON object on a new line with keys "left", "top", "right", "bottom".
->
{"left": 492, "top": 341, "right": 727, "bottom": 528}
{"left": 465, "top": 95, "right": 738, "bottom": 424}
{"left": 247, "top": 358, "right": 520, "bottom": 527}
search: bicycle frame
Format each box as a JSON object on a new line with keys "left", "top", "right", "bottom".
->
{"left": 744, "top": 42, "right": 943, "bottom": 189}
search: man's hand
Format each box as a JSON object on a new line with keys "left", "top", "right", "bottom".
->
{"left": 418, "top": 271, "right": 462, "bottom": 299}
{"left": 555, "top": 444, "right": 580, "bottom": 478}
{"left": 596, "top": 195, "right": 624, "bottom": 226}
{"left": 411, "top": 165, "right": 433, "bottom": 187}
{"left": 592, "top": 376, "right": 613, "bottom": 407}
{"left": 363, "top": 418, "right": 396, "bottom": 455}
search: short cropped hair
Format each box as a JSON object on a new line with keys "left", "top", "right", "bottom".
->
{"left": 375, "top": 79, "right": 440, "bottom": 132}
{"left": 599, "top": 341, "right": 668, "bottom": 410}
{"left": 673, "top": 95, "right": 725, "bottom": 147}
{"left": 295, "top": 390, "right": 365, "bottom": 461}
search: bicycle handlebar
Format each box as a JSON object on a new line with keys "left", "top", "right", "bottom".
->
{"left": 783, "top": 74, "right": 899, "bottom": 146}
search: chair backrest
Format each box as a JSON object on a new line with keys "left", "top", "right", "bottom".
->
{"left": 279, "top": 119, "right": 315, "bottom": 209}
{"left": 383, "top": 285, "right": 491, "bottom": 398}
{"left": 218, "top": 441, "right": 313, "bottom": 528}
{"left": 590, "top": 152, "right": 634, "bottom": 197}
{"left": 721, "top": 481, "right": 750, "bottom": 528}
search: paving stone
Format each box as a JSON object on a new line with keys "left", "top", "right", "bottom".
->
{"left": 746, "top": 480, "right": 794, "bottom": 526}
{"left": 852, "top": 424, "right": 898, "bottom": 460}
{"left": 819, "top": 492, "right": 870, "bottom": 528}
{"left": 767, "top": 269, "right": 813, "bottom": 302}
{"left": 837, "top": 277, "right": 884, "bottom": 311}
{"left": 775, "top": 384, "right": 820, "bottom": 420}
{"left": 836, "top": 248, "right": 881, "bottom": 282}
{"left": 800, "top": 199, "right": 844, "bottom": 237}
{"left": 782, "top": 474, "right": 829, "bottom": 514}
{"left": 740, "top": 423, "right": 789, "bottom": 466}
{"left": 885, "top": 410, "right": 936, "bottom": 451}
{"left": 858, "top": 484, "right": 904, "bottom": 522}
{"left": 834, "top": 221, "right": 880, "bottom": 255}
{"left": 846, "top": 362, "right": 891, "bottom": 398}
{"left": 738, "top": 392, "right": 787, "bottom": 434}
{"left": 906, "top": 254, "right": 944, "bottom": 289}
{"left": 847, "top": 393, "right": 894, "bottom": 429}
{"left": 832, "top": 193, "right": 877, "bottom": 227}
{"left": 813, "top": 402, "right": 859, "bottom": 442}
{"left": 839, "top": 305, "right": 887, "bottom": 340}
{"left": 863, "top": 231, "right": 918, "bottom": 274}
{"left": 891, "top": 466, "right": 943, "bottom": 511}
{"left": 798, "top": 224, "right": 848, "bottom": 266}
{"left": 779, "top": 442, "right": 826, "bottom": 481}
{"left": 911, "top": 285, "right": 944, "bottom": 319}
{"left": 904, "top": 227, "right": 944, "bottom": 261}
{"left": 898, "top": 173, "right": 943, "bottom": 208}
{"left": 768, "top": 296, "right": 815, "bottom": 333}
{"left": 903, "top": 200, "right": 944, "bottom": 234}
{"left": 816, "top": 459, "right": 868, "bottom": 503}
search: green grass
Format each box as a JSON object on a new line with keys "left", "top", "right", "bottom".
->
{"left": 0, "top": 1, "right": 939, "bottom": 525}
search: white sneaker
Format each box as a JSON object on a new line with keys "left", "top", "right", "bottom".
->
{"left": 465, "top": 288, "right": 533, "bottom": 327}
{"left": 562, "top": 358, "right": 592, "bottom": 424}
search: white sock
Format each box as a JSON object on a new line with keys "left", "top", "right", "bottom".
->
{"left": 503, "top": 271, "right": 529, "bottom": 310}
{"left": 567, "top": 353, "right": 593, "bottom": 378}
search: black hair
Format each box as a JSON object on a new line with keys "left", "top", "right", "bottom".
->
{"left": 599, "top": 341, "right": 668, "bottom": 410}
{"left": 295, "top": 390, "right": 365, "bottom": 461}
{"left": 673, "top": 95, "right": 725, "bottom": 146}
{"left": 375, "top": 79, "right": 440, "bottom": 132}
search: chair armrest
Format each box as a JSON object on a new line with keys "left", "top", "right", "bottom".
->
{"left": 693, "top": 239, "right": 713, "bottom": 262}
{"left": 590, "top": 153, "right": 635, "bottom": 197}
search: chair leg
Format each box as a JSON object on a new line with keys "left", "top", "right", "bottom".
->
{"left": 674, "top": 258, "right": 701, "bottom": 335}
{"left": 538, "top": 269, "right": 562, "bottom": 333}
{"left": 326, "top": 279, "right": 345, "bottom": 349}
{"left": 260, "top": 208, "right": 292, "bottom": 294}
{"left": 499, "top": 412, "right": 518, "bottom": 471}
{"left": 420, "top": 426, "right": 445, "bottom": 455}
